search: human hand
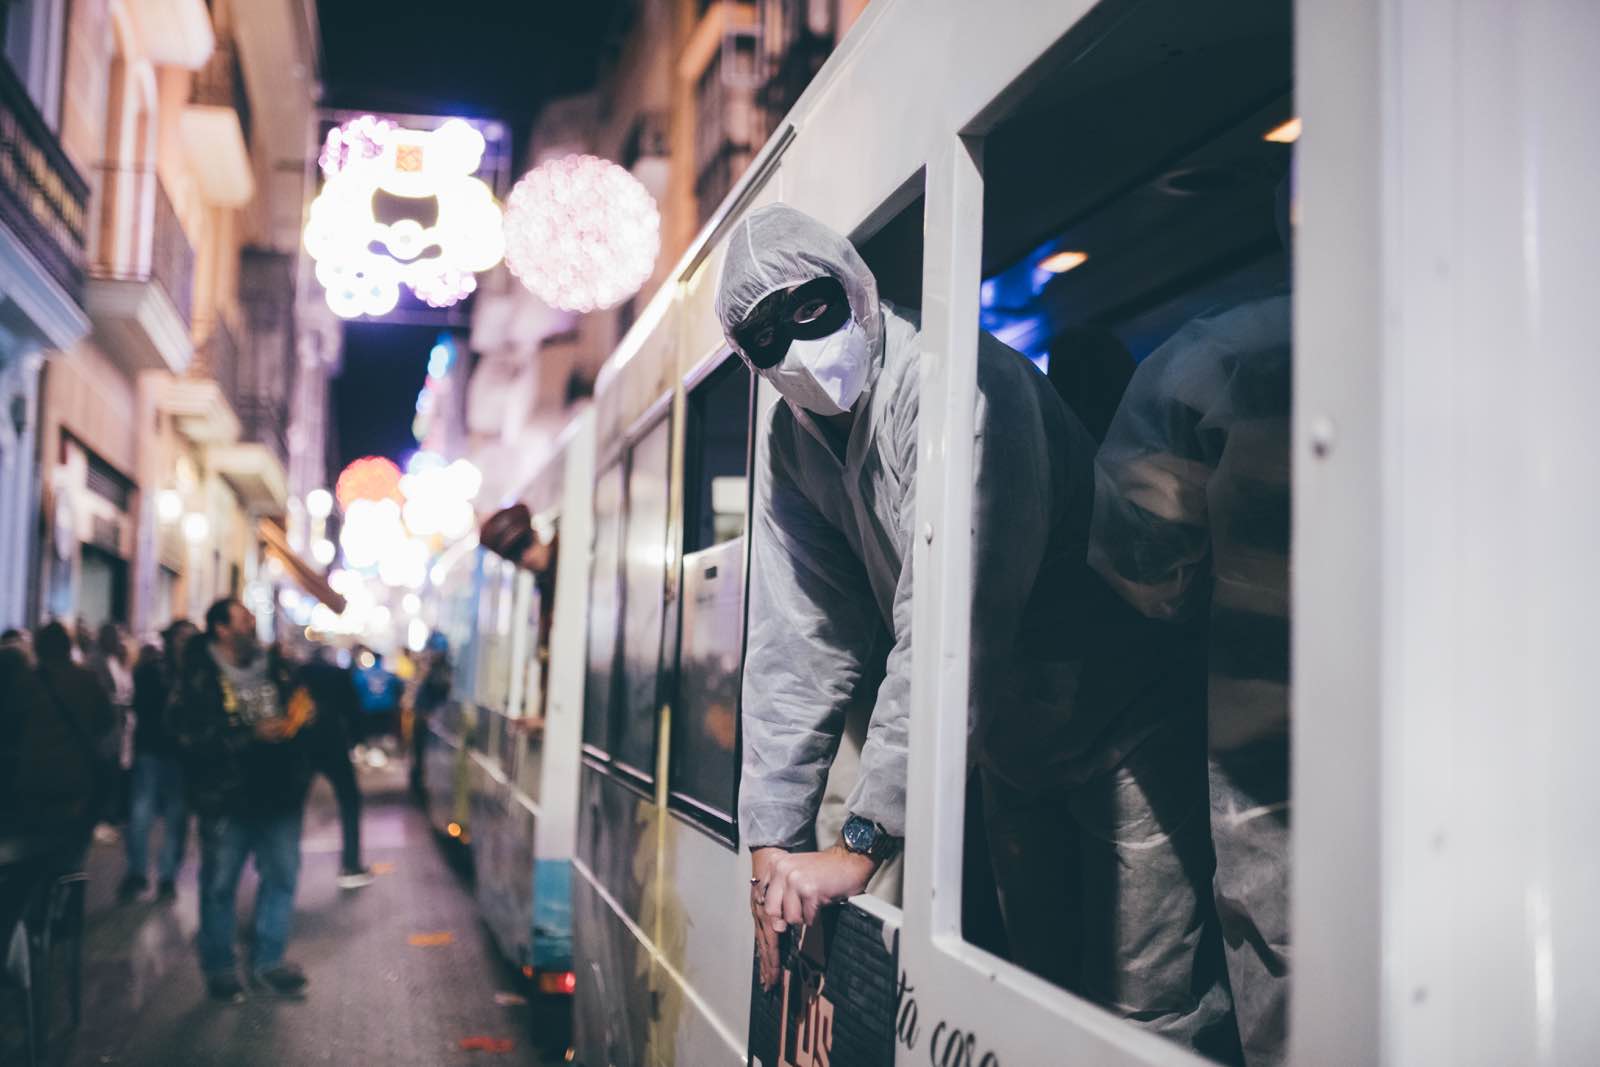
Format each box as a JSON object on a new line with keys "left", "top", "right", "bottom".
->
{"left": 253, "top": 717, "right": 293, "bottom": 742}
{"left": 758, "top": 844, "right": 876, "bottom": 947}
{"left": 750, "top": 847, "right": 787, "bottom": 990}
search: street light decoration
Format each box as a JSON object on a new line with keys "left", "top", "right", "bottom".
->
{"left": 335, "top": 456, "right": 403, "bottom": 510}
{"left": 503, "top": 154, "right": 661, "bottom": 313}
{"left": 304, "top": 117, "right": 505, "bottom": 318}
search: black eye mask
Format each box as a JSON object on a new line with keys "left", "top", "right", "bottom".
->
{"left": 729, "top": 275, "right": 852, "bottom": 370}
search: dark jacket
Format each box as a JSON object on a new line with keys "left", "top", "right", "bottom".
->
{"left": 166, "top": 640, "right": 311, "bottom": 818}
{"left": 132, "top": 654, "right": 178, "bottom": 756}
{"left": 10, "top": 658, "right": 114, "bottom": 831}
{"left": 299, "top": 659, "right": 358, "bottom": 757}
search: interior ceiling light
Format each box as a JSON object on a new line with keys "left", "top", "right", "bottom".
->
{"left": 1039, "top": 250, "right": 1089, "bottom": 274}
{"left": 304, "top": 117, "right": 504, "bottom": 319}
{"left": 503, "top": 154, "right": 661, "bottom": 313}
{"left": 1264, "top": 117, "right": 1302, "bottom": 144}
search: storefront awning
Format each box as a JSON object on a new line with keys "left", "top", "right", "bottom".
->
{"left": 257, "top": 518, "right": 346, "bottom": 615}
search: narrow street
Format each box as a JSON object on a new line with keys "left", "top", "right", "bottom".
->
{"left": 62, "top": 765, "right": 558, "bottom": 1067}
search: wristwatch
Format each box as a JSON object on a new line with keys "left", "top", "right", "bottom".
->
{"left": 841, "top": 815, "right": 901, "bottom": 862}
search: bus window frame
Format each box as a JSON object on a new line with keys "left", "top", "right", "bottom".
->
{"left": 665, "top": 350, "right": 756, "bottom": 846}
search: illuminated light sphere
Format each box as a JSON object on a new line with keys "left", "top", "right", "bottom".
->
{"left": 399, "top": 458, "right": 483, "bottom": 539}
{"left": 503, "top": 154, "right": 661, "bottom": 313}
{"left": 408, "top": 617, "right": 429, "bottom": 652}
{"left": 427, "top": 341, "right": 454, "bottom": 378}
{"left": 305, "top": 488, "right": 334, "bottom": 519}
{"left": 156, "top": 490, "right": 184, "bottom": 524}
{"left": 182, "top": 512, "right": 210, "bottom": 544}
{"left": 340, "top": 498, "right": 406, "bottom": 571}
{"left": 378, "top": 537, "right": 431, "bottom": 589}
{"left": 335, "top": 456, "right": 403, "bottom": 510}
{"left": 402, "top": 592, "right": 422, "bottom": 615}
{"left": 443, "top": 459, "right": 483, "bottom": 500}
{"left": 311, "top": 538, "right": 336, "bottom": 566}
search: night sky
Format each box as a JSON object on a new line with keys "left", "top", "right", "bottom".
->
{"left": 329, "top": 323, "right": 435, "bottom": 467}
{"left": 318, "top": 1, "right": 623, "bottom": 472}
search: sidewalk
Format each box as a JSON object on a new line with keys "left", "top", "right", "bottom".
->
{"left": 59, "top": 762, "right": 557, "bottom": 1066}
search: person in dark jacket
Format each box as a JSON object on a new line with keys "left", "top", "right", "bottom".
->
{"left": 407, "top": 634, "right": 452, "bottom": 798}
{"left": 27, "top": 622, "right": 116, "bottom": 841}
{"left": 299, "top": 648, "right": 373, "bottom": 888}
{"left": 118, "top": 620, "right": 197, "bottom": 902}
{"left": 168, "top": 598, "right": 313, "bottom": 1002}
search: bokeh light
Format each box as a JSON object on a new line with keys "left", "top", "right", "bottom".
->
{"left": 503, "top": 154, "right": 660, "bottom": 312}
{"left": 335, "top": 456, "right": 403, "bottom": 510}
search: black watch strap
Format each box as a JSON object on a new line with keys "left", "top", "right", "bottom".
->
{"left": 842, "top": 814, "right": 900, "bottom": 861}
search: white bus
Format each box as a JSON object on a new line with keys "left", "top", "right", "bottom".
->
{"left": 445, "top": 0, "right": 1600, "bottom": 1064}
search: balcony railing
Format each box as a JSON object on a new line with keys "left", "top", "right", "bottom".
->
{"left": 93, "top": 167, "right": 196, "bottom": 329}
{"left": 191, "top": 317, "right": 241, "bottom": 416}
{"left": 235, "top": 395, "right": 289, "bottom": 471}
{"left": 190, "top": 39, "right": 252, "bottom": 147}
{"left": 0, "top": 55, "right": 89, "bottom": 297}
{"left": 694, "top": 32, "right": 764, "bottom": 227}
{"left": 756, "top": 0, "right": 835, "bottom": 133}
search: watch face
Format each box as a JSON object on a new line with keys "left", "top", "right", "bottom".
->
{"left": 843, "top": 817, "right": 875, "bottom": 854}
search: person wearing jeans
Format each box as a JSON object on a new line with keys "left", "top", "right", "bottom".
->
{"left": 124, "top": 747, "right": 188, "bottom": 894}
{"left": 168, "top": 598, "right": 313, "bottom": 1002}
{"left": 120, "top": 622, "right": 196, "bottom": 902}
{"left": 197, "top": 811, "right": 301, "bottom": 978}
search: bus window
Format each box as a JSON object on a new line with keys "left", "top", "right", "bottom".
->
{"left": 614, "top": 415, "right": 673, "bottom": 781}
{"left": 670, "top": 357, "right": 754, "bottom": 833}
{"left": 684, "top": 359, "right": 753, "bottom": 555}
{"left": 516, "top": 545, "right": 556, "bottom": 802}
{"left": 963, "top": 1, "right": 1292, "bottom": 1062}
{"left": 583, "top": 461, "right": 625, "bottom": 758}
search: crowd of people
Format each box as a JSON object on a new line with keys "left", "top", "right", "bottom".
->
{"left": 0, "top": 599, "right": 449, "bottom": 1005}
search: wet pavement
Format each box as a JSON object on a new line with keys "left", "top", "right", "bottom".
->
{"left": 49, "top": 760, "right": 560, "bottom": 1067}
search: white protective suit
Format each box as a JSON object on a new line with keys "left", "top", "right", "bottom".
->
{"left": 1090, "top": 291, "right": 1292, "bottom": 1067}
{"left": 720, "top": 205, "right": 1236, "bottom": 1055}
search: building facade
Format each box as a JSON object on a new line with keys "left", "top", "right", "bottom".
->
{"left": 4, "top": 0, "right": 323, "bottom": 640}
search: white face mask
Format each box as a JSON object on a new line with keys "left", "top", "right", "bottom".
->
{"left": 761, "top": 319, "right": 871, "bottom": 417}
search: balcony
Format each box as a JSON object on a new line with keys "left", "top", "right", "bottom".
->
{"left": 85, "top": 173, "right": 195, "bottom": 375}
{"left": 158, "top": 319, "right": 239, "bottom": 447}
{"left": 0, "top": 53, "right": 90, "bottom": 301}
{"left": 203, "top": 321, "right": 289, "bottom": 515}
{"left": 181, "top": 40, "right": 253, "bottom": 206}
{"left": 692, "top": 32, "right": 763, "bottom": 228}
{"left": 129, "top": 0, "right": 215, "bottom": 70}
{"left": 755, "top": 0, "right": 836, "bottom": 131}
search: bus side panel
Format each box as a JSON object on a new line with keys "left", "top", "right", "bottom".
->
{"left": 650, "top": 817, "right": 750, "bottom": 1065}
{"left": 574, "top": 765, "right": 658, "bottom": 1066}
{"left": 532, "top": 856, "right": 573, "bottom": 973}
{"left": 574, "top": 868, "right": 652, "bottom": 1067}
{"left": 423, "top": 716, "right": 467, "bottom": 837}
{"left": 470, "top": 751, "right": 538, "bottom": 967}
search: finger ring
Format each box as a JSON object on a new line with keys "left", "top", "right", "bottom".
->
{"left": 750, "top": 877, "right": 760, "bottom": 884}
